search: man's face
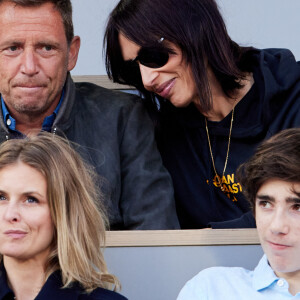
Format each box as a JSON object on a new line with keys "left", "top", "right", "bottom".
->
{"left": 0, "top": 1, "right": 79, "bottom": 118}
{"left": 256, "top": 179, "right": 300, "bottom": 277}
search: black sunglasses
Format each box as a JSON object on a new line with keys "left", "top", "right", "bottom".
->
{"left": 124, "top": 37, "right": 170, "bottom": 69}
{"left": 131, "top": 46, "right": 170, "bottom": 69}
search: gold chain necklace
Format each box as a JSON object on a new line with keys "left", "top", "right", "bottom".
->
{"left": 205, "top": 106, "right": 235, "bottom": 192}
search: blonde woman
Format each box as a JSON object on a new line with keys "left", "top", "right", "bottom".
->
{"left": 0, "top": 133, "right": 127, "bottom": 299}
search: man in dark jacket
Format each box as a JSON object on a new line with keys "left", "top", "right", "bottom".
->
{"left": 0, "top": 0, "right": 179, "bottom": 230}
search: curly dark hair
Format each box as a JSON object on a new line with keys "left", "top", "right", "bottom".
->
{"left": 237, "top": 128, "right": 300, "bottom": 213}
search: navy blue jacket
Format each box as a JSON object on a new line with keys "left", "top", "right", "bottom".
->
{"left": 157, "top": 48, "right": 300, "bottom": 229}
{"left": 0, "top": 265, "right": 127, "bottom": 300}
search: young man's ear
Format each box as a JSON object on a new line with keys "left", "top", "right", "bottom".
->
{"left": 68, "top": 36, "right": 81, "bottom": 71}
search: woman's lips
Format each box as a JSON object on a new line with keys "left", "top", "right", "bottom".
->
{"left": 4, "top": 230, "right": 27, "bottom": 239}
{"left": 155, "top": 78, "right": 176, "bottom": 98}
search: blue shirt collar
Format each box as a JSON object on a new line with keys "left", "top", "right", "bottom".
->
{"left": 1, "top": 89, "right": 64, "bottom": 132}
{"left": 252, "top": 255, "right": 279, "bottom": 291}
{"left": 253, "top": 255, "right": 300, "bottom": 297}
{"left": 1, "top": 97, "right": 14, "bottom": 130}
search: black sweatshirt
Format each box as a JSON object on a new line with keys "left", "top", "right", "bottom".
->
{"left": 157, "top": 48, "right": 300, "bottom": 229}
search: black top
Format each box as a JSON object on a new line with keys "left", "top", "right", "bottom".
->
{"left": 157, "top": 48, "right": 300, "bottom": 229}
{"left": 0, "top": 264, "right": 127, "bottom": 300}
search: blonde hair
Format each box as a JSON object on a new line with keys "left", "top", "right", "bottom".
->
{"left": 0, "top": 133, "right": 119, "bottom": 292}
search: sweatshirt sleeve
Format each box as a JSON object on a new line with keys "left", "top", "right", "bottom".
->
{"left": 208, "top": 211, "right": 256, "bottom": 229}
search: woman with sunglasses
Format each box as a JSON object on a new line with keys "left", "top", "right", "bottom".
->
{"left": 0, "top": 133, "right": 127, "bottom": 299}
{"left": 104, "top": 0, "right": 300, "bottom": 229}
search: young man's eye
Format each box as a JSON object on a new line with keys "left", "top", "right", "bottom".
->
{"left": 258, "top": 200, "right": 271, "bottom": 208}
{"left": 292, "top": 204, "right": 300, "bottom": 211}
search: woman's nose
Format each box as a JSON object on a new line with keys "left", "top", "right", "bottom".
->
{"left": 3, "top": 202, "right": 21, "bottom": 223}
{"left": 139, "top": 64, "right": 159, "bottom": 90}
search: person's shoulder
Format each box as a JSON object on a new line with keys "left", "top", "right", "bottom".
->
{"left": 260, "top": 48, "right": 295, "bottom": 58}
{"left": 81, "top": 287, "right": 127, "bottom": 300}
{"left": 178, "top": 266, "right": 252, "bottom": 299}
{"left": 182, "top": 266, "right": 252, "bottom": 291}
{"left": 242, "top": 48, "right": 296, "bottom": 68}
{"left": 254, "top": 48, "right": 298, "bottom": 69}
{"left": 245, "top": 47, "right": 294, "bottom": 59}
{"left": 191, "top": 265, "right": 251, "bottom": 282}
{"left": 73, "top": 82, "right": 151, "bottom": 123}
{"left": 75, "top": 81, "right": 142, "bottom": 107}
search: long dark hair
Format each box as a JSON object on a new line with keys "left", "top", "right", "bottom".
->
{"left": 104, "top": 0, "right": 253, "bottom": 114}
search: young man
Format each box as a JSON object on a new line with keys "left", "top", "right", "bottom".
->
{"left": 0, "top": 0, "right": 179, "bottom": 230}
{"left": 177, "top": 128, "right": 300, "bottom": 299}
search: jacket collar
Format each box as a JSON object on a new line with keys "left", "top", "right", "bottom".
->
{"left": 0, "top": 263, "right": 83, "bottom": 300}
{"left": 35, "top": 270, "right": 83, "bottom": 300}
{"left": 53, "top": 72, "right": 76, "bottom": 131}
{"left": 0, "top": 263, "right": 13, "bottom": 300}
